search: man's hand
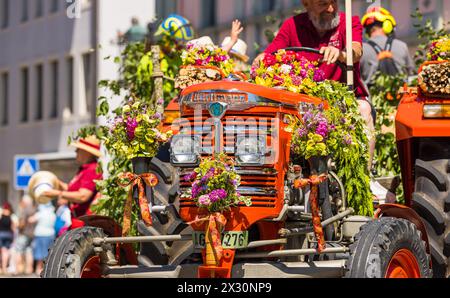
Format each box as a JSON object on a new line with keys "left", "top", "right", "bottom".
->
{"left": 252, "top": 53, "right": 265, "bottom": 70}
{"left": 319, "top": 46, "right": 344, "bottom": 65}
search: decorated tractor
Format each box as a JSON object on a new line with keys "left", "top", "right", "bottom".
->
{"left": 42, "top": 44, "right": 435, "bottom": 278}
{"left": 396, "top": 49, "right": 450, "bottom": 277}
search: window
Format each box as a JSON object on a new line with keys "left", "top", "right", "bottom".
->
{"left": 67, "top": 57, "right": 74, "bottom": 114}
{"left": 82, "top": 53, "right": 94, "bottom": 115}
{"left": 21, "top": 0, "right": 29, "bottom": 22}
{"left": 1, "top": 0, "right": 9, "bottom": 29}
{"left": 35, "top": 65, "right": 43, "bottom": 120}
{"left": 201, "top": 0, "right": 216, "bottom": 28}
{"left": 156, "top": 0, "right": 177, "bottom": 19}
{"left": 35, "top": 0, "right": 43, "bottom": 18}
{"left": 50, "top": 61, "right": 59, "bottom": 119}
{"left": 234, "top": 0, "right": 246, "bottom": 19}
{"left": 50, "top": 0, "right": 59, "bottom": 13}
{"left": 0, "top": 73, "right": 8, "bottom": 126}
{"left": 21, "top": 68, "right": 29, "bottom": 123}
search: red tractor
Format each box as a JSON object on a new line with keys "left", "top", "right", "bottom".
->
{"left": 41, "top": 49, "right": 435, "bottom": 278}
{"left": 396, "top": 60, "right": 450, "bottom": 277}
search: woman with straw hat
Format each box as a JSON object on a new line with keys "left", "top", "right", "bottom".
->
{"left": 42, "top": 136, "right": 103, "bottom": 219}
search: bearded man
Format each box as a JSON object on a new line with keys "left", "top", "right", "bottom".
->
{"left": 252, "top": 0, "right": 388, "bottom": 202}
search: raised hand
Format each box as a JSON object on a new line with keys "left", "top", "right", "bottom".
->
{"left": 230, "top": 20, "right": 244, "bottom": 42}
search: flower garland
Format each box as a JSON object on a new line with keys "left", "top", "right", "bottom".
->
{"left": 427, "top": 35, "right": 450, "bottom": 61}
{"left": 181, "top": 42, "right": 235, "bottom": 76}
{"left": 105, "top": 98, "right": 173, "bottom": 160}
{"left": 253, "top": 49, "right": 373, "bottom": 216}
{"left": 251, "top": 49, "right": 325, "bottom": 93}
{"left": 182, "top": 153, "right": 252, "bottom": 212}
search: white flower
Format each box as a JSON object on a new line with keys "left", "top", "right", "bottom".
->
{"left": 181, "top": 51, "right": 188, "bottom": 60}
{"left": 206, "top": 44, "right": 215, "bottom": 52}
{"left": 280, "top": 64, "right": 292, "bottom": 74}
{"left": 267, "top": 66, "right": 275, "bottom": 73}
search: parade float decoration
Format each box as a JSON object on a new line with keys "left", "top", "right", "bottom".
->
{"left": 253, "top": 49, "right": 373, "bottom": 217}
{"left": 182, "top": 154, "right": 251, "bottom": 267}
{"left": 175, "top": 42, "right": 236, "bottom": 89}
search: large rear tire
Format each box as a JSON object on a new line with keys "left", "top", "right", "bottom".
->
{"left": 41, "top": 227, "right": 106, "bottom": 278}
{"left": 138, "top": 157, "right": 193, "bottom": 266}
{"left": 345, "top": 217, "right": 432, "bottom": 278}
{"left": 411, "top": 159, "right": 450, "bottom": 277}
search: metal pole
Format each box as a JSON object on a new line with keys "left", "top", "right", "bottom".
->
{"left": 235, "top": 247, "right": 349, "bottom": 259}
{"left": 94, "top": 234, "right": 192, "bottom": 245}
{"left": 345, "top": 0, "right": 354, "bottom": 89}
{"left": 151, "top": 45, "right": 164, "bottom": 115}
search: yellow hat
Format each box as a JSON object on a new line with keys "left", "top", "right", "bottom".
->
{"left": 361, "top": 7, "right": 397, "bottom": 35}
{"left": 70, "top": 135, "right": 102, "bottom": 158}
{"left": 28, "top": 171, "right": 60, "bottom": 204}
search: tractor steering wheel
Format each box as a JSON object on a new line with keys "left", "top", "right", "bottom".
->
{"left": 273, "top": 47, "right": 347, "bottom": 70}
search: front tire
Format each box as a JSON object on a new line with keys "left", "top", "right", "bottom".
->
{"left": 345, "top": 217, "right": 432, "bottom": 278}
{"left": 42, "top": 227, "right": 107, "bottom": 278}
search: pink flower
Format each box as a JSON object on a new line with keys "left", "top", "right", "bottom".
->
{"left": 263, "top": 55, "right": 277, "bottom": 67}
{"left": 198, "top": 195, "right": 211, "bottom": 206}
{"left": 126, "top": 118, "right": 138, "bottom": 141}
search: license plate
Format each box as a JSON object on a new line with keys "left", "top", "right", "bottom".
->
{"left": 193, "top": 231, "right": 248, "bottom": 249}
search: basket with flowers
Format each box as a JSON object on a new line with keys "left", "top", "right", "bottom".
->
{"left": 105, "top": 97, "right": 173, "bottom": 160}
{"left": 175, "top": 42, "right": 236, "bottom": 89}
{"left": 182, "top": 153, "right": 252, "bottom": 212}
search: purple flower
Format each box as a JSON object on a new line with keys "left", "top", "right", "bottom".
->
{"left": 184, "top": 171, "right": 197, "bottom": 182}
{"left": 344, "top": 134, "right": 353, "bottom": 145}
{"left": 297, "top": 127, "right": 307, "bottom": 137}
{"left": 152, "top": 112, "right": 162, "bottom": 120}
{"left": 209, "top": 189, "right": 227, "bottom": 203}
{"left": 231, "top": 179, "right": 237, "bottom": 186}
{"left": 316, "top": 121, "right": 329, "bottom": 138}
{"left": 349, "top": 125, "right": 355, "bottom": 131}
{"left": 191, "top": 181, "right": 201, "bottom": 198}
{"left": 300, "top": 69, "right": 307, "bottom": 78}
{"left": 126, "top": 118, "right": 138, "bottom": 141}
{"left": 157, "top": 98, "right": 164, "bottom": 105}
{"left": 313, "top": 69, "right": 325, "bottom": 82}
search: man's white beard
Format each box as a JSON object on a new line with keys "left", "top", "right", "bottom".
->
{"left": 309, "top": 12, "right": 340, "bottom": 31}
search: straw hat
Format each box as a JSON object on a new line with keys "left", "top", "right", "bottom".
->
{"left": 221, "top": 37, "right": 249, "bottom": 62}
{"left": 71, "top": 135, "right": 102, "bottom": 158}
{"left": 188, "top": 36, "right": 215, "bottom": 47}
{"left": 28, "top": 171, "right": 60, "bottom": 204}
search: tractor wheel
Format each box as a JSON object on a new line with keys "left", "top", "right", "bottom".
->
{"left": 411, "top": 159, "right": 450, "bottom": 278}
{"left": 345, "top": 217, "right": 432, "bottom": 278}
{"left": 138, "top": 157, "right": 193, "bottom": 266}
{"left": 41, "top": 227, "right": 107, "bottom": 278}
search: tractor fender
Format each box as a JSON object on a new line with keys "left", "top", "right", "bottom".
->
{"left": 76, "top": 215, "right": 138, "bottom": 265}
{"left": 374, "top": 204, "right": 430, "bottom": 254}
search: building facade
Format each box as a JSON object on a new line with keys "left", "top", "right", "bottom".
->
{"left": 155, "top": 0, "right": 449, "bottom": 59}
{"left": 0, "top": 0, "right": 155, "bottom": 207}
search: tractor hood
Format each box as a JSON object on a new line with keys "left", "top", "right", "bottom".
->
{"left": 179, "top": 81, "right": 323, "bottom": 110}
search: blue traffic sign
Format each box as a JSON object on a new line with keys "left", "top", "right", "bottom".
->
{"left": 14, "top": 156, "right": 39, "bottom": 190}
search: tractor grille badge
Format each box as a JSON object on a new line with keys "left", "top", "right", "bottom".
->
{"left": 208, "top": 102, "right": 228, "bottom": 119}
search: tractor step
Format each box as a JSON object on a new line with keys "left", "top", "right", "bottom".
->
{"left": 103, "top": 260, "right": 347, "bottom": 278}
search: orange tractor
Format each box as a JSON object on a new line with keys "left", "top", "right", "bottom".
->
{"left": 42, "top": 51, "right": 436, "bottom": 278}
{"left": 396, "top": 60, "right": 450, "bottom": 278}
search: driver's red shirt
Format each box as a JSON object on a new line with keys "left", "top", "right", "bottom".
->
{"left": 67, "top": 162, "right": 102, "bottom": 218}
{"left": 264, "top": 12, "right": 368, "bottom": 98}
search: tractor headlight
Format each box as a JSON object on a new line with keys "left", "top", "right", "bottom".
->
{"left": 423, "top": 104, "right": 450, "bottom": 118}
{"left": 235, "top": 135, "right": 266, "bottom": 165}
{"left": 170, "top": 135, "right": 201, "bottom": 165}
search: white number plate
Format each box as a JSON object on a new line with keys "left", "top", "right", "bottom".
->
{"left": 193, "top": 231, "right": 249, "bottom": 249}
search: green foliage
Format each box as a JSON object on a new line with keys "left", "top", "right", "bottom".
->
{"left": 72, "top": 38, "right": 183, "bottom": 236}
{"left": 411, "top": 9, "right": 450, "bottom": 67}
{"left": 307, "top": 81, "right": 374, "bottom": 217}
